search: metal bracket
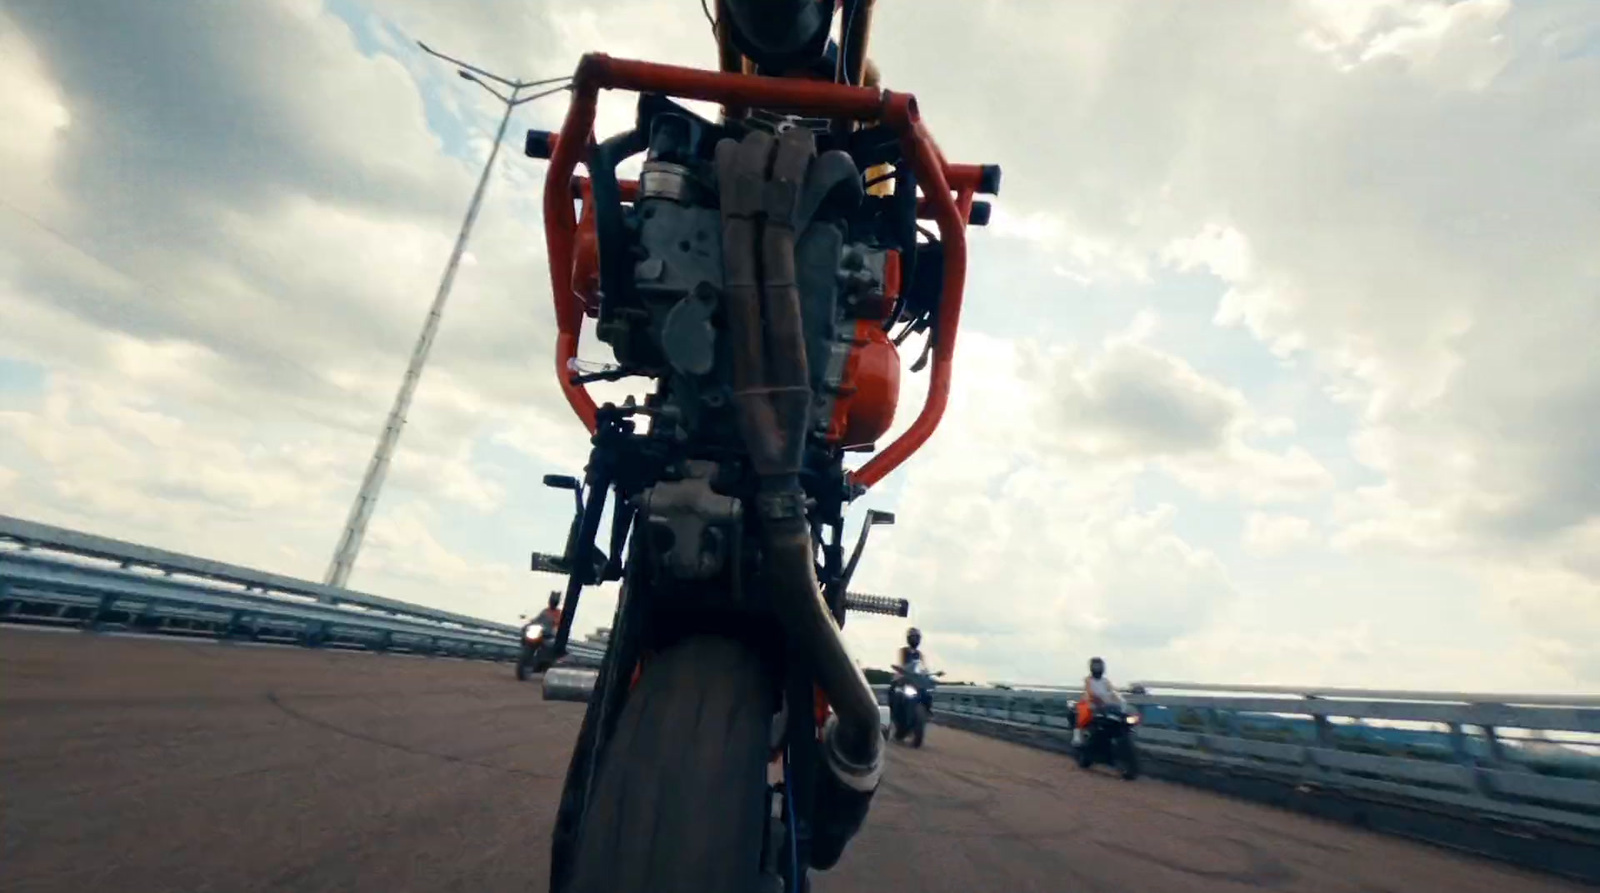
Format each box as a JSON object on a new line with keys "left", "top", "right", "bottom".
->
{"left": 636, "top": 461, "right": 744, "bottom": 582}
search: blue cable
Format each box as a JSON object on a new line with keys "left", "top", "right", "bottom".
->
{"left": 783, "top": 747, "right": 800, "bottom": 893}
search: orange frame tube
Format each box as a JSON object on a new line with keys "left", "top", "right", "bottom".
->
{"left": 567, "top": 174, "right": 987, "bottom": 225}
{"left": 541, "top": 53, "right": 977, "bottom": 493}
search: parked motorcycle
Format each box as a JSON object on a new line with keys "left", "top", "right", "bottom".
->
{"left": 889, "top": 658, "right": 943, "bottom": 748}
{"left": 518, "top": 2, "right": 997, "bottom": 889}
{"left": 1075, "top": 703, "right": 1141, "bottom": 780}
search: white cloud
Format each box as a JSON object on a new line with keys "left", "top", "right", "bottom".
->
{"left": 843, "top": 331, "right": 1258, "bottom": 682}
{"left": 1020, "top": 319, "right": 1335, "bottom": 506}
{"left": 1298, "top": 0, "right": 1515, "bottom": 89}
{"left": 0, "top": 11, "right": 70, "bottom": 215}
{"left": 3, "top": 0, "right": 1596, "bottom": 692}
{"left": 857, "top": 0, "right": 1600, "bottom": 684}
{"left": 1243, "top": 512, "right": 1317, "bottom": 556}
{"left": 0, "top": 1, "right": 556, "bottom": 618}
{"left": 1481, "top": 558, "right": 1600, "bottom": 684}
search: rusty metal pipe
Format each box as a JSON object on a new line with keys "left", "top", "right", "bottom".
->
{"left": 715, "top": 128, "right": 883, "bottom": 775}
{"left": 763, "top": 513, "right": 884, "bottom": 772}
{"left": 756, "top": 128, "right": 816, "bottom": 484}
{"left": 716, "top": 133, "right": 786, "bottom": 474}
{"left": 837, "top": 0, "right": 876, "bottom": 87}
{"left": 581, "top": 54, "right": 885, "bottom": 121}
{"left": 713, "top": 0, "right": 748, "bottom": 122}
{"left": 714, "top": 0, "right": 741, "bottom": 73}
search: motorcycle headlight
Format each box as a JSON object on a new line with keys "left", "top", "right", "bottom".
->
{"left": 1127, "top": 714, "right": 1140, "bottom": 725}
{"left": 902, "top": 686, "right": 918, "bottom": 698}
{"left": 522, "top": 627, "right": 541, "bottom": 641}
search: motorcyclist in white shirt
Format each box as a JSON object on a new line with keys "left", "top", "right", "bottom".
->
{"left": 888, "top": 627, "right": 924, "bottom": 724}
{"left": 1072, "top": 656, "right": 1122, "bottom": 747}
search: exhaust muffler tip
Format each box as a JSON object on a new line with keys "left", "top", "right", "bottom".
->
{"left": 810, "top": 714, "right": 882, "bottom": 871}
{"left": 820, "top": 713, "right": 884, "bottom": 793}
{"left": 542, "top": 666, "right": 599, "bottom": 702}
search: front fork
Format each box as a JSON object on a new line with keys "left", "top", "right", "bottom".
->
{"left": 541, "top": 421, "right": 875, "bottom": 889}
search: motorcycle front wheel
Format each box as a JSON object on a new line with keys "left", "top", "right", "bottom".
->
{"left": 911, "top": 703, "right": 929, "bottom": 749}
{"left": 1119, "top": 734, "right": 1140, "bottom": 780}
{"left": 563, "top": 634, "right": 774, "bottom": 893}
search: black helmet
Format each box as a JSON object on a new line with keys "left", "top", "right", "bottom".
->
{"left": 906, "top": 627, "right": 921, "bottom": 648}
{"left": 1089, "top": 656, "right": 1105, "bottom": 678}
{"left": 548, "top": 592, "right": 560, "bottom": 609}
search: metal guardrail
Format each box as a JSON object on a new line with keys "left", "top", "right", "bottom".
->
{"left": 562, "top": 640, "right": 606, "bottom": 666}
{"left": 1129, "top": 680, "right": 1600, "bottom": 708}
{"left": 931, "top": 681, "right": 1600, "bottom": 835}
{"left": 0, "top": 515, "right": 523, "bottom": 660}
{"left": 0, "top": 515, "right": 518, "bottom": 634}
{"left": 6, "top": 514, "right": 1595, "bottom": 867}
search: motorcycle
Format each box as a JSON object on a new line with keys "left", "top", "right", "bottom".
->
{"left": 889, "top": 658, "right": 943, "bottom": 748}
{"left": 519, "top": 2, "right": 997, "bottom": 890}
{"left": 1075, "top": 702, "right": 1141, "bottom": 780}
{"left": 515, "top": 610, "right": 559, "bottom": 681}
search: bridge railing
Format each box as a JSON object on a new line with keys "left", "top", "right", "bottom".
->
{"left": 925, "top": 680, "right": 1600, "bottom": 834}
{"left": 0, "top": 514, "right": 524, "bottom": 660}
{"left": 8, "top": 515, "right": 1597, "bottom": 841}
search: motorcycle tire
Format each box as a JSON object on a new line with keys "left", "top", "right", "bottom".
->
{"left": 563, "top": 635, "right": 773, "bottom": 893}
{"left": 515, "top": 658, "right": 530, "bottom": 682}
{"left": 911, "top": 704, "right": 928, "bottom": 749}
{"left": 1119, "top": 736, "right": 1140, "bottom": 781}
{"left": 1076, "top": 742, "right": 1093, "bottom": 769}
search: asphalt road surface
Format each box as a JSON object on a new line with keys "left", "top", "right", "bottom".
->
{"left": 1, "top": 627, "right": 1587, "bottom": 893}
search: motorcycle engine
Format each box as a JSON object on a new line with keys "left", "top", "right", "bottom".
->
{"left": 580, "top": 108, "right": 903, "bottom": 455}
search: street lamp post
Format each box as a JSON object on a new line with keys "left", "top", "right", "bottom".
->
{"left": 323, "top": 44, "right": 568, "bottom": 589}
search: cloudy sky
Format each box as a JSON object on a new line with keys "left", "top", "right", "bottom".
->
{"left": 2, "top": 0, "right": 1596, "bottom": 692}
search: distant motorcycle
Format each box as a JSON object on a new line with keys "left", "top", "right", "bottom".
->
{"left": 1074, "top": 703, "right": 1140, "bottom": 780}
{"left": 889, "top": 658, "right": 943, "bottom": 748}
{"left": 516, "top": 615, "right": 558, "bottom": 681}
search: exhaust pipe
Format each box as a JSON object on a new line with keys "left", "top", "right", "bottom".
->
{"left": 763, "top": 514, "right": 884, "bottom": 775}
{"left": 836, "top": 0, "right": 878, "bottom": 87}
{"left": 716, "top": 127, "right": 884, "bottom": 786}
{"left": 543, "top": 666, "right": 599, "bottom": 702}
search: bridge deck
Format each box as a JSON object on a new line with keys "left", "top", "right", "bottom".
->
{"left": 0, "top": 628, "right": 1583, "bottom": 893}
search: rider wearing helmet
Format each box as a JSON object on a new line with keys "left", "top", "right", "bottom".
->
{"left": 518, "top": 592, "right": 565, "bottom": 680}
{"left": 533, "top": 592, "right": 562, "bottom": 640}
{"left": 897, "top": 627, "right": 923, "bottom": 669}
{"left": 888, "top": 627, "right": 924, "bottom": 723}
{"left": 1073, "top": 656, "right": 1123, "bottom": 746}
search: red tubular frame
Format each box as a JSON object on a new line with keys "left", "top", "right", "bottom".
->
{"left": 542, "top": 54, "right": 976, "bottom": 492}
{"left": 567, "top": 175, "right": 986, "bottom": 226}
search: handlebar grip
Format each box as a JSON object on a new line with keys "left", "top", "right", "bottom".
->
{"left": 977, "top": 164, "right": 1002, "bottom": 197}
{"left": 525, "top": 129, "right": 555, "bottom": 160}
{"left": 530, "top": 552, "right": 569, "bottom": 574}
{"left": 843, "top": 592, "right": 910, "bottom": 617}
